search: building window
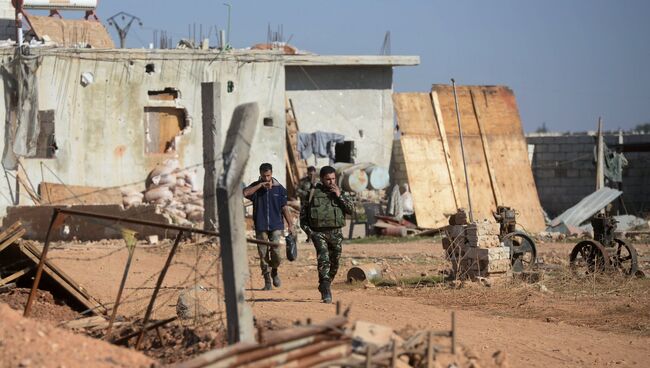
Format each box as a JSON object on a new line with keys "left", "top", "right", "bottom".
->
{"left": 148, "top": 88, "right": 179, "bottom": 100}
{"left": 263, "top": 117, "right": 273, "bottom": 127}
{"left": 144, "top": 107, "right": 187, "bottom": 154}
{"left": 35, "top": 110, "right": 57, "bottom": 158}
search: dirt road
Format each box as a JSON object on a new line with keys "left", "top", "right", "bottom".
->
{"left": 35, "top": 238, "right": 650, "bottom": 367}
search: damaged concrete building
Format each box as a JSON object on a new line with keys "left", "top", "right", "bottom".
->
{"left": 0, "top": 45, "right": 418, "bottom": 219}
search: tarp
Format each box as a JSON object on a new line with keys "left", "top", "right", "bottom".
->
{"left": 27, "top": 16, "right": 115, "bottom": 48}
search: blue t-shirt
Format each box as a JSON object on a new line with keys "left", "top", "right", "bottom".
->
{"left": 244, "top": 178, "right": 288, "bottom": 232}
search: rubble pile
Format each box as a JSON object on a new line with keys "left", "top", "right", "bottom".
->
{"left": 121, "top": 159, "right": 205, "bottom": 226}
{"left": 443, "top": 209, "right": 511, "bottom": 279}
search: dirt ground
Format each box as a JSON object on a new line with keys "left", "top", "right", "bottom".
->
{"left": 5, "top": 236, "right": 650, "bottom": 367}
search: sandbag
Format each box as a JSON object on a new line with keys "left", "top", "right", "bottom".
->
{"left": 187, "top": 210, "right": 204, "bottom": 222}
{"left": 144, "top": 186, "right": 173, "bottom": 202}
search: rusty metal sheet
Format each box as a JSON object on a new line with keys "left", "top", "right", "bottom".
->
{"left": 548, "top": 187, "right": 622, "bottom": 228}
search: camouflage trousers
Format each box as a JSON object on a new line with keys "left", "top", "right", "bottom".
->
{"left": 310, "top": 228, "right": 343, "bottom": 284}
{"left": 256, "top": 230, "right": 282, "bottom": 276}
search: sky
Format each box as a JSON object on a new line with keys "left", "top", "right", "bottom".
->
{"left": 73, "top": 1, "right": 650, "bottom": 133}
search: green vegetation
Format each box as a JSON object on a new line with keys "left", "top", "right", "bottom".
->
{"left": 371, "top": 274, "right": 444, "bottom": 287}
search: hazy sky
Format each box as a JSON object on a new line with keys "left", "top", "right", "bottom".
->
{"left": 82, "top": 0, "right": 650, "bottom": 132}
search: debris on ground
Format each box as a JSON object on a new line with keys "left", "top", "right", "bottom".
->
{"left": 0, "top": 303, "right": 154, "bottom": 368}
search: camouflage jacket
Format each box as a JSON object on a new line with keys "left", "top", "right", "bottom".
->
{"left": 300, "top": 183, "right": 354, "bottom": 236}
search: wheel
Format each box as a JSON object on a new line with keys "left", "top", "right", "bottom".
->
{"left": 502, "top": 231, "right": 537, "bottom": 272}
{"left": 613, "top": 239, "right": 638, "bottom": 276}
{"left": 569, "top": 240, "right": 611, "bottom": 275}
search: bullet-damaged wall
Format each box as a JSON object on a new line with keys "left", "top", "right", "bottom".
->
{"left": 0, "top": 49, "right": 286, "bottom": 217}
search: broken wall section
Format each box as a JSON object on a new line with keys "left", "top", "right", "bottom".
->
{"left": 0, "top": 49, "right": 286, "bottom": 217}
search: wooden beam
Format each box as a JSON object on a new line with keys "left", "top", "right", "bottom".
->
{"left": 430, "top": 91, "right": 461, "bottom": 208}
{"left": 0, "top": 266, "right": 32, "bottom": 286}
{"left": 470, "top": 89, "right": 502, "bottom": 207}
{"left": 0, "top": 228, "right": 26, "bottom": 254}
{"left": 20, "top": 243, "right": 106, "bottom": 314}
{"left": 218, "top": 103, "right": 258, "bottom": 344}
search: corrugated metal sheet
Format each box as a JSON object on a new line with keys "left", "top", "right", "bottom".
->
{"left": 548, "top": 187, "right": 622, "bottom": 228}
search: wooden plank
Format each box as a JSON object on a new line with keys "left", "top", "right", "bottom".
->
{"left": 0, "top": 221, "right": 22, "bottom": 241}
{"left": 19, "top": 243, "right": 106, "bottom": 314}
{"left": 431, "top": 91, "right": 461, "bottom": 209}
{"left": 27, "top": 15, "right": 115, "bottom": 48}
{"left": 0, "top": 266, "right": 32, "bottom": 286}
{"left": 393, "top": 93, "right": 458, "bottom": 229}
{"left": 470, "top": 88, "right": 503, "bottom": 207}
{"left": 432, "top": 84, "right": 545, "bottom": 232}
{"left": 39, "top": 182, "right": 122, "bottom": 205}
{"left": 0, "top": 228, "right": 26, "bottom": 254}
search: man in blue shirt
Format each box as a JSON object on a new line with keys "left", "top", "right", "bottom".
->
{"left": 243, "top": 163, "right": 294, "bottom": 290}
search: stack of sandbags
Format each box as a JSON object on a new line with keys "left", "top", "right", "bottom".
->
{"left": 121, "top": 159, "right": 205, "bottom": 226}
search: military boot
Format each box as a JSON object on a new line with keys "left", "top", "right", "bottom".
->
{"left": 319, "top": 281, "right": 332, "bottom": 304}
{"left": 263, "top": 273, "right": 273, "bottom": 290}
{"left": 271, "top": 269, "right": 281, "bottom": 287}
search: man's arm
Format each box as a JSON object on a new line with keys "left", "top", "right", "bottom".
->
{"left": 336, "top": 192, "right": 355, "bottom": 216}
{"left": 243, "top": 181, "right": 265, "bottom": 199}
{"left": 282, "top": 206, "right": 294, "bottom": 234}
{"left": 300, "top": 201, "right": 313, "bottom": 238}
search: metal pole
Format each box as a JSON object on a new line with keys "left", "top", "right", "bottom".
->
{"left": 451, "top": 311, "right": 456, "bottom": 354}
{"left": 596, "top": 117, "right": 604, "bottom": 191}
{"left": 134, "top": 231, "right": 184, "bottom": 349}
{"left": 24, "top": 209, "right": 61, "bottom": 317}
{"left": 451, "top": 79, "right": 474, "bottom": 222}
{"left": 223, "top": 3, "right": 231, "bottom": 46}
{"left": 51, "top": 207, "right": 279, "bottom": 247}
{"left": 105, "top": 242, "right": 137, "bottom": 340}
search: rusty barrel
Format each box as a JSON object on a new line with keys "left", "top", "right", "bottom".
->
{"left": 347, "top": 263, "right": 382, "bottom": 283}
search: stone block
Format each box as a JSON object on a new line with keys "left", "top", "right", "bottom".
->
{"left": 464, "top": 246, "right": 509, "bottom": 261}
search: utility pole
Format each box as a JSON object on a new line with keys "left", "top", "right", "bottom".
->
{"left": 107, "top": 12, "right": 143, "bottom": 48}
{"left": 201, "top": 82, "right": 222, "bottom": 231}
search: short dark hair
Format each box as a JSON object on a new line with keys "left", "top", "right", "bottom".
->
{"left": 259, "top": 163, "right": 272, "bottom": 173}
{"left": 307, "top": 166, "right": 316, "bottom": 173}
{"left": 319, "top": 165, "right": 336, "bottom": 177}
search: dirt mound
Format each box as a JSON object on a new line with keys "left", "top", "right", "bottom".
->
{"left": 0, "top": 303, "right": 155, "bottom": 368}
{"left": 0, "top": 288, "right": 80, "bottom": 323}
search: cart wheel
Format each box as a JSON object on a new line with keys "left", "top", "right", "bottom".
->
{"left": 569, "top": 240, "right": 611, "bottom": 275}
{"left": 613, "top": 239, "right": 638, "bottom": 276}
{"left": 503, "top": 231, "right": 537, "bottom": 272}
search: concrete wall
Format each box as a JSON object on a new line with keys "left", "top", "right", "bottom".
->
{"left": 0, "top": 49, "right": 286, "bottom": 217}
{"left": 527, "top": 133, "right": 650, "bottom": 218}
{"left": 285, "top": 65, "right": 394, "bottom": 169}
{"left": 0, "top": 0, "right": 14, "bottom": 42}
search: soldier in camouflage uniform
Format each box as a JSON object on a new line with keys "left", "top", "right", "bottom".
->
{"left": 296, "top": 166, "right": 318, "bottom": 205}
{"left": 300, "top": 166, "right": 354, "bottom": 303}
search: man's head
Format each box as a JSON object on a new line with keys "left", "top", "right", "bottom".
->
{"left": 259, "top": 163, "right": 273, "bottom": 182}
{"left": 307, "top": 166, "right": 317, "bottom": 180}
{"left": 319, "top": 166, "right": 337, "bottom": 186}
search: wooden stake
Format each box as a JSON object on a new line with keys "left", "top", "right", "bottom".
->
{"left": 218, "top": 103, "right": 259, "bottom": 344}
{"left": 201, "top": 82, "right": 222, "bottom": 231}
